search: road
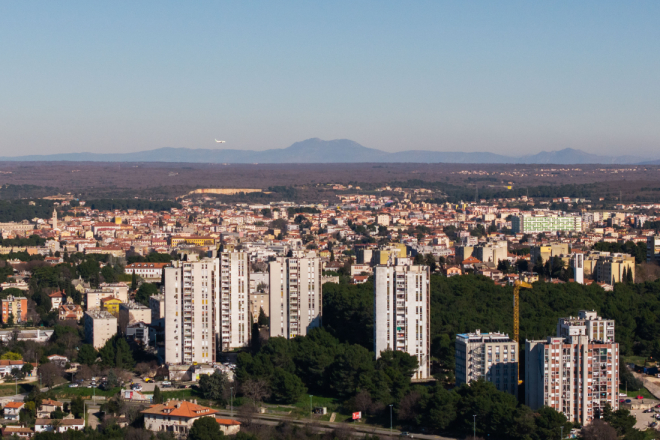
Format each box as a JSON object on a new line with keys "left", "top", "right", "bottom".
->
{"left": 212, "top": 408, "right": 456, "bottom": 440}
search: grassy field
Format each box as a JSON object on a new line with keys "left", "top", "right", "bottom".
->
{"left": 49, "top": 385, "right": 122, "bottom": 399}
{"left": 0, "top": 382, "right": 36, "bottom": 397}
{"left": 619, "top": 386, "right": 656, "bottom": 400}
{"left": 623, "top": 356, "right": 649, "bottom": 367}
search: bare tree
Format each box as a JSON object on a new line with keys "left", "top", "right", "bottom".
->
{"left": 581, "top": 420, "right": 617, "bottom": 440}
{"left": 77, "top": 365, "right": 93, "bottom": 381}
{"left": 238, "top": 404, "right": 256, "bottom": 427}
{"left": 135, "top": 362, "right": 152, "bottom": 376}
{"left": 351, "top": 390, "right": 373, "bottom": 415}
{"left": 241, "top": 379, "right": 270, "bottom": 409}
{"left": 40, "top": 363, "right": 64, "bottom": 388}
{"left": 125, "top": 428, "right": 151, "bottom": 440}
{"left": 397, "top": 391, "right": 421, "bottom": 422}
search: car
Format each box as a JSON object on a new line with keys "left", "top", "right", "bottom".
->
{"left": 637, "top": 395, "right": 644, "bottom": 399}
{"left": 399, "top": 433, "right": 413, "bottom": 438}
{"left": 651, "top": 422, "right": 658, "bottom": 428}
{"left": 626, "top": 399, "right": 632, "bottom": 403}
{"left": 644, "top": 409, "right": 654, "bottom": 413}
{"left": 161, "top": 381, "right": 172, "bottom": 388}
{"left": 69, "top": 383, "right": 78, "bottom": 388}
{"left": 87, "top": 384, "right": 93, "bottom": 388}
{"left": 143, "top": 378, "right": 153, "bottom": 383}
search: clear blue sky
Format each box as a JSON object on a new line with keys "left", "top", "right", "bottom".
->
{"left": 1, "top": 1, "right": 659, "bottom": 157}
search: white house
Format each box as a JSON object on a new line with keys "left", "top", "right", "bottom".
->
{"left": 4, "top": 401, "right": 25, "bottom": 420}
{"left": 34, "top": 418, "right": 84, "bottom": 433}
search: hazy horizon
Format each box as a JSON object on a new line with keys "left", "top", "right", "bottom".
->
{"left": 1, "top": 1, "right": 659, "bottom": 157}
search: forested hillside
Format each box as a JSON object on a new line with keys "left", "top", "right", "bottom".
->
{"left": 323, "top": 274, "right": 660, "bottom": 376}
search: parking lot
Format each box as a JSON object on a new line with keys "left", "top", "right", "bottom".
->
{"left": 631, "top": 407, "right": 660, "bottom": 431}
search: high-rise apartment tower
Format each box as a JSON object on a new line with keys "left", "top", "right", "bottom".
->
{"left": 374, "top": 258, "right": 430, "bottom": 379}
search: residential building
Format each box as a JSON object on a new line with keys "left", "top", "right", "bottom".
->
{"left": 572, "top": 254, "right": 584, "bottom": 284}
{"left": 1, "top": 295, "right": 28, "bottom": 324}
{"left": 119, "top": 301, "right": 152, "bottom": 333}
{"left": 455, "top": 330, "right": 518, "bottom": 396}
{"left": 249, "top": 291, "right": 269, "bottom": 323}
{"left": 557, "top": 310, "right": 615, "bottom": 343}
{"left": 141, "top": 400, "right": 220, "bottom": 436}
{"left": 150, "top": 294, "right": 165, "bottom": 321}
{"left": 164, "top": 257, "right": 220, "bottom": 365}
{"left": 4, "top": 401, "right": 25, "bottom": 420}
{"left": 59, "top": 297, "right": 84, "bottom": 321}
{"left": 34, "top": 419, "right": 84, "bottom": 433}
{"left": 48, "top": 291, "right": 65, "bottom": 310}
{"left": 1, "top": 426, "right": 33, "bottom": 438}
{"left": 46, "top": 355, "right": 68, "bottom": 368}
{"left": 512, "top": 215, "right": 582, "bottom": 234}
{"left": 473, "top": 241, "right": 508, "bottom": 265}
{"left": 125, "top": 262, "right": 170, "bottom": 281}
{"left": 101, "top": 297, "right": 122, "bottom": 316}
{"left": 37, "top": 399, "right": 64, "bottom": 418}
{"left": 86, "top": 284, "right": 128, "bottom": 311}
{"left": 84, "top": 310, "right": 118, "bottom": 349}
{"left": 269, "top": 256, "right": 322, "bottom": 339}
{"left": 647, "top": 235, "right": 660, "bottom": 264}
{"left": 219, "top": 250, "right": 250, "bottom": 351}
{"left": 530, "top": 243, "right": 570, "bottom": 265}
{"left": 373, "top": 258, "right": 430, "bottom": 380}
{"left": 594, "top": 253, "right": 635, "bottom": 284}
{"left": 525, "top": 311, "right": 619, "bottom": 426}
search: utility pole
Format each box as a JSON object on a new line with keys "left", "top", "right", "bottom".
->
{"left": 560, "top": 426, "right": 563, "bottom": 440}
{"left": 230, "top": 387, "right": 234, "bottom": 417}
{"left": 473, "top": 415, "right": 477, "bottom": 440}
{"left": 309, "top": 395, "right": 312, "bottom": 420}
{"left": 389, "top": 404, "right": 393, "bottom": 434}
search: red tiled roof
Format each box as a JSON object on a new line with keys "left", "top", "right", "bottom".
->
{"left": 141, "top": 400, "right": 219, "bottom": 419}
{"left": 5, "top": 401, "right": 25, "bottom": 408}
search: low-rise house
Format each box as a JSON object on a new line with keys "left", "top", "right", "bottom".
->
{"left": 1, "top": 426, "right": 34, "bottom": 438}
{"left": 4, "top": 401, "right": 25, "bottom": 420}
{"left": 37, "top": 399, "right": 65, "bottom": 418}
{"left": 141, "top": 400, "right": 219, "bottom": 436}
{"left": 216, "top": 419, "right": 241, "bottom": 435}
{"left": 48, "top": 291, "right": 65, "bottom": 310}
{"left": 0, "top": 360, "right": 32, "bottom": 377}
{"left": 59, "top": 298, "right": 84, "bottom": 321}
{"left": 35, "top": 418, "right": 85, "bottom": 433}
{"left": 46, "top": 355, "right": 68, "bottom": 368}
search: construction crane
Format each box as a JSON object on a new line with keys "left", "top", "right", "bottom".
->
{"left": 513, "top": 280, "right": 532, "bottom": 384}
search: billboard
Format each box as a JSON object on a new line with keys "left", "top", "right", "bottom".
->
{"left": 352, "top": 412, "right": 361, "bottom": 420}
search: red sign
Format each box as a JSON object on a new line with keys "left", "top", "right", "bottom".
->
{"left": 352, "top": 412, "right": 361, "bottom": 420}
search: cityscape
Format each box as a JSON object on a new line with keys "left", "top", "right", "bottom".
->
{"left": 1, "top": 2, "right": 659, "bottom": 440}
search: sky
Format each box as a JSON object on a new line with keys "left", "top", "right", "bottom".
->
{"left": 1, "top": 1, "right": 659, "bottom": 157}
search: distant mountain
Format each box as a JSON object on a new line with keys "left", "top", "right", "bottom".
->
{"left": 0, "top": 138, "right": 654, "bottom": 164}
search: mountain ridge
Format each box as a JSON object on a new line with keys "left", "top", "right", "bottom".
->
{"left": 0, "top": 138, "right": 653, "bottom": 165}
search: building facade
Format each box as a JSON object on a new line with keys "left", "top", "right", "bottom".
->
{"left": 374, "top": 258, "right": 430, "bottom": 380}
{"left": 512, "top": 215, "right": 582, "bottom": 234}
{"left": 647, "top": 235, "right": 660, "bottom": 264}
{"left": 1, "top": 295, "right": 28, "bottom": 324}
{"left": 269, "top": 257, "right": 322, "bottom": 339}
{"left": 164, "top": 258, "right": 220, "bottom": 365}
{"left": 84, "top": 310, "right": 118, "bottom": 349}
{"left": 455, "top": 330, "right": 518, "bottom": 396}
{"left": 219, "top": 251, "right": 250, "bottom": 351}
{"left": 525, "top": 311, "right": 619, "bottom": 426}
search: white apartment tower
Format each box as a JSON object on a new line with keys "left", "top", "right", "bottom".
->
{"left": 219, "top": 250, "right": 250, "bottom": 351}
{"left": 374, "top": 258, "right": 430, "bottom": 379}
{"left": 269, "top": 257, "right": 321, "bottom": 339}
{"left": 455, "top": 330, "right": 518, "bottom": 396}
{"left": 164, "top": 257, "right": 219, "bottom": 365}
{"left": 526, "top": 311, "right": 619, "bottom": 426}
{"left": 572, "top": 253, "right": 584, "bottom": 284}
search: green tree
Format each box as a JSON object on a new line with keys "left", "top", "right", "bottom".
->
{"left": 71, "top": 396, "right": 85, "bottom": 418}
{"left": 257, "top": 307, "right": 269, "bottom": 327}
{"left": 270, "top": 368, "right": 306, "bottom": 404}
{"left": 98, "top": 338, "right": 116, "bottom": 366}
{"left": 50, "top": 407, "right": 65, "bottom": 419}
{"left": 198, "top": 370, "right": 228, "bottom": 403}
{"left": 603, "top": 406, "right": 636, "bottom": 437}
{"left": 135, "top": 283, "right": 159, "bottom": 306}
{"left": 77, "top": 344, "right": 98, "bottom": 366}
{"left": 115, "top": 337, "right": 134, "bottom": 368}
{"left": 188, "top": 417, "right": 225, "bottom": 440}
{"left": 153, "top": 385, "right": 164, "bottom": 404}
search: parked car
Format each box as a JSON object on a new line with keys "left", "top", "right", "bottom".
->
{"left": 161, "top": 381, "right": 172, "bottom": 388}
{"left": 69, "top": 383, "right": 78, "bottom": 388}
{"left": 650, "top": 422, "right": 657, "bottom": 428}
{"left": 637, "top": 395, "right": 644, "bottom": 400}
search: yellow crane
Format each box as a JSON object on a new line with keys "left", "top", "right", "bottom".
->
{"left": 513, "top": 280, "right": 533, "bottom": 384}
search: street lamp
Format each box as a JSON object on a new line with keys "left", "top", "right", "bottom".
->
{"left": 473, "top": 415, "right": 477, "bottom": 440}
{"left": 560, "top": 426, "right": 563, "bottom": 440}
{"left": 389, "top": 404, "right": 393, "bottom": 434}
{"left": 309, "top": 395, "right": 313, "bottom": 420}
{"left": 230, "top": 387, "right": 234, "bottom": 417}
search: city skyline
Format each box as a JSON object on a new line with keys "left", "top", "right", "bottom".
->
{"left": 1, "top": 1, "right": 659, "bottom": 157}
